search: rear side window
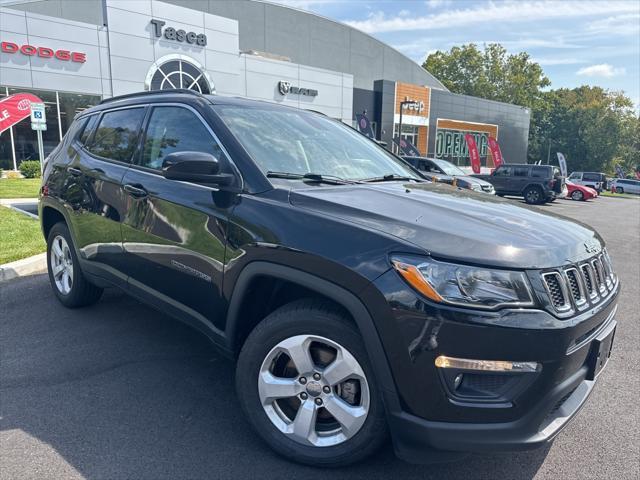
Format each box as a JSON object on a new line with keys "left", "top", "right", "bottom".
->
{"left": 78, "top": 115, "right": 99, "bottom": 146}
{"left": 88, "top": 108, "right": 146, "bottom": 162}
{"left": 513, "top": 167, "right": 529, "bottom": 177}
{"left": 583, "top": 173, "right": 600, "bottom": 182}
{"left": 140, "top": 106, "right": 224, "bottom": 170}
{"left": 531, "top": 166, "right": 549, "bottom": 178}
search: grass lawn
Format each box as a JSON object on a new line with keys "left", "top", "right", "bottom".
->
{"left": 600, "top": 191, "right": 639, "bottom": 199}
{"left": 0, "top": 205, "right": 45, "bottom": 264}
{"left": 0, "top": 178, "right": 41, "bottom": 199}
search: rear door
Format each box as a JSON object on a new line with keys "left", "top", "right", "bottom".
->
{"left": 63, "top": 106, "right": 146, "bottom": 285}
{"left": 512, "top": 166, "right": 530, "bottom": 193}
{"left": 120, "top": 103, "right": 235, "bottom": 331}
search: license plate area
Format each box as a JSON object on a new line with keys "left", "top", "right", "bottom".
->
{"left": 587, "top": 324, "right": 616, "bottom": 380}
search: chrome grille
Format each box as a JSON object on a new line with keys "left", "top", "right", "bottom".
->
{"left": 542, "top": 250, "right": 616, "bottom": 314}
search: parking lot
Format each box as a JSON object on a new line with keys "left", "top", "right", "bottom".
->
{"left": 1, "top": 196, "right": 638, "bottom": 480}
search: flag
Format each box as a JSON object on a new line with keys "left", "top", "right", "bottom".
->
{"left": 487, "top": 136, "right": 504, "bottom": 168}
{"left": 0, "top": 93, "right": 43, "bottom": 134}
{"left": 615, "top": 165, "right": 625, "bottom": 178}
{"left": 355, "top": 112, "right": 375, "bottom": 139}
{"left": 465, "top": 134, "right": 481, "bottom": 174}
{"left": 392, "top": 136, "right": 421, "bottom": 157}
{"left": 556, "top": 152, "right": 567, "bottom": 177}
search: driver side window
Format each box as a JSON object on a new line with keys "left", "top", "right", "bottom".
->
{"left": 140, "top": 106, "right": 225, "bottom": 170}
{"left": 494, "top": 166, "right": 511, "bottom": 176}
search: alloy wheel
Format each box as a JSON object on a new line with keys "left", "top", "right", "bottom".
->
{"left": 258, "top": 334, "right": 370, "bottom": 447}
{"left": 572, "top": 190, "right": 583, "bottom": 201}
{"left": 50, "top": 235, "right": 74, "bottom": 295}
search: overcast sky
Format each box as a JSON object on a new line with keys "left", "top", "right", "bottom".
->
{"left": 273, "top": 0, "right": 640, "bottom": 109}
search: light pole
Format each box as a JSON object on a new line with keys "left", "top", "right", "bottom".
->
{"left": 398, "top": 100, "right": 419, "bottom": 154}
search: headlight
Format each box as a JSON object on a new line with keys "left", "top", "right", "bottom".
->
{"left": 391, "top": 256, "right": 534, "bottom": 309}
{"left": 470, "top": 184, "right": 483, "bottom": 192}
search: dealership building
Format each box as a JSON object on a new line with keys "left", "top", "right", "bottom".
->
{"left": 0, "top": 0, "right": 530, "bottom": 171}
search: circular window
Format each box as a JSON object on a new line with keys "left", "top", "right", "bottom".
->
{"left": 145, "top": 55, "right": 213, "bottom": 94}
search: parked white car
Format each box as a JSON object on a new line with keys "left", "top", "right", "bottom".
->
{"left": 610, "top": 178, "right": 640, "bottom": 195}
{"left": 567, "top": 171, "right": 608, "bottom": 192}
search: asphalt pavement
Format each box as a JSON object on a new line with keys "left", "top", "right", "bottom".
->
{"left": 1, "top": 196, "right": 638, "bottom": 480}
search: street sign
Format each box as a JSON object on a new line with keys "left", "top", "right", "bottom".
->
{"left": 29, "top": 102, "right": 47, "bottom": 175}
{"left": 30, "top": 102, "right": 46, "bottom": 125}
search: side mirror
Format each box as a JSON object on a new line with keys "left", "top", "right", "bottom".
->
{"left": 162, "top": 151, "right": 234, "bottom": 186}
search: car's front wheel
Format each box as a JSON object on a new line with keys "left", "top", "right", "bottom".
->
{"left": 47, "top": 222, "right": 103, "bottom": 307}
{"left": 571, "top": 190, "right": 584, "bottom": 201}
{"left": 236, "top": 299, "right": 387, "bottom": 467}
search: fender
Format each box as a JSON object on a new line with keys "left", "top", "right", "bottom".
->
{"left": 225, "top": 261, "right": 402, "bottom": 412}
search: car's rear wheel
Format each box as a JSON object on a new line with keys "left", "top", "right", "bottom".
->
{"left": 616, "top": 187, "right": 624, "bottom": 194}
{"left": 47, "top": 222, "right": 103, "bottom": 307}
{"left": 524, "top": 186, "right": 543, "bottom": 204}
{"left": 571, "top": 190, "right": 584, "bottom": 201}
{"left": 236, "top": 299, "right": 387, "bottom": 467}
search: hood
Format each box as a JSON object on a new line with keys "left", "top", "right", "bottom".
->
{"left": 289, "top": 182, "right": 603, "bottom": 269}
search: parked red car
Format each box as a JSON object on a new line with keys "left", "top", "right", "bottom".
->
{"left": 566, "top": 180, "right": 597, "bottom": 201}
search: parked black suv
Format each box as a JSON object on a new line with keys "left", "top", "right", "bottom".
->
{"left": 475, "top": 164, "right": 565, "bottom": 204}
{"left": 39, "top": 90, "right": 619, "bottom": 467}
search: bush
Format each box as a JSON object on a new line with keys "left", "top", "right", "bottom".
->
{"left": 19, "top": 161, "right": 41, "bottom": 178}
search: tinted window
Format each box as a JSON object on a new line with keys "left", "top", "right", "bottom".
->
{"left": 494, "top": 166, "right": 511, "bottom": 176}
{"left": 513, "top": 167, "right": 529, "bottom": 177}
{"left": 88, "top": 108, "right": 145, "bottom": 162}
{"left": 141, "top": 106, "right": 224, "bottom": 170}
{"left": 531, "top": 166, "right": 549, "bottom": 178}
{"left": 583, "top": 173, "right": 600, "bottom": 182}
{"left": 78, "top": 115, "right": 99, "bottom": 146}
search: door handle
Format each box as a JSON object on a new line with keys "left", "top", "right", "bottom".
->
{"left": 124, "top": 184, "right": 148, "bottom": 199}
{"left": 67, "top": 167, "right": 82, "bottom": 176}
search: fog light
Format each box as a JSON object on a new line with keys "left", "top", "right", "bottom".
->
{"left": 435, "top": 355, "right": 540, "bottom": 373}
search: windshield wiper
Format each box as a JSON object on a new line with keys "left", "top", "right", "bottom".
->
{"left": 361, "top": 173, "right": 422, "bottom": 183}
{"left": 266, "top": 171, "right": 361, "bottom": 185}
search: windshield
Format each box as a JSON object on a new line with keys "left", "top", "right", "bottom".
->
{"left": 432, "top": 159, "right": 466, "bottom": 176}
{"left": 214, "top": 105, "right": 419, "bottom": 181}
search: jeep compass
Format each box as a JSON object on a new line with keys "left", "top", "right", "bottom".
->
{"left": 39, "top": 90, "right": 619, "bottom": 466}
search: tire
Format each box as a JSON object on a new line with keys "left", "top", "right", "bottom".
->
{"left": 523, "top": 186, "right": 544, "bottom": 205}
{"left": 47, "top": 222, "right": 103, "bottom": 308}
{"left": 571, "top": 190, "right": 584, "bottom": 201}
{"left": 616, "top": 187, "right": 624, "bottom": 194}
{"left": 236, "top": 299, "right": 388, "bottom": 467}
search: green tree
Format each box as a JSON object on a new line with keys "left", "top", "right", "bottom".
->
{"left": 424, "top": 43, "right": 550, "bottom": 162}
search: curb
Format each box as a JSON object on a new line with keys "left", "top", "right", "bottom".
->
{"left": 0, "top": 253, "right": 47, "bottom": 282}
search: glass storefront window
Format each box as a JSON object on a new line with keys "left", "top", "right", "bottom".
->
{"left": 393, "top": 124, "right": 419, "bottom": 154}
{"left": 0, "top": 86, "right": 100, "bottom": 170}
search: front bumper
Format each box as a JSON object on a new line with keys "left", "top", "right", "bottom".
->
{"left": 362, "top": 269, "right": 619, "bottom": 463}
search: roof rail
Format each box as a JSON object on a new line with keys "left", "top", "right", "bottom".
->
{"left": 99, "top": 88, "right": 204, "bottom": 105}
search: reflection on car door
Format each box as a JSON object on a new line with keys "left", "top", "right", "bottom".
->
{"left": 491, "top": 166, "right": 511, "bottom": 193}
{"left": 120, "top": 104, "right": 234, "bottom": 334}
{"left": 63, "top": 107, "right": 146, "bottom": 286}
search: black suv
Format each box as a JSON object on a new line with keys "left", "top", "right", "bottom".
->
{"left": 39, "top": 90, "right": 619, "bottom": 467}
{"left": 475, "top": 164, "right": 565, "bottom": 204}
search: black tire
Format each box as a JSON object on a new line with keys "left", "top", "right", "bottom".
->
{"left": 47, "top": 222, "right": 103, "bottom": 308}
{"left": 616, "top": 187, "right": 624, "bottom": 194}
{"left": 236, "top": 299, "right": 388, "bottom": 467}
{"left": 571, "top": 190, "right": 584, "bottom": 201}
{"left": 523, "top": 186, "right": 544, "bottom": 204}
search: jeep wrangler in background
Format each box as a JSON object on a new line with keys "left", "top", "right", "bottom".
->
{"left": 474, "top": 164, "right": 565, "bottom": 204}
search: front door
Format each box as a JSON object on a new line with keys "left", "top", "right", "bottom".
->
{"left": 120, "top": 104, "right": 235, "bottom": 333}
{"left": 490, "top": 165, "right": 512, "bottom": 193}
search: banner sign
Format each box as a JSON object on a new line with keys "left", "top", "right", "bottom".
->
{"left": 488, "top": 136, "right": 504, "bottom": 168}
{"left": 556, "top": 152, "right": 567, "bottom": 177}
{"left": 392, "top": 136, "right": 421, "bottom": 157}
{"left": 614, "top": 165, "right": 625, "bottom": 178}
{"left": 0, "top": 93, "right": 44, "bottom": 134}
{"left": 465, "top": 134, "right": 481, "bottom": 174}
{"left": 355, "top": 113, "right": 375, "bottom": 139}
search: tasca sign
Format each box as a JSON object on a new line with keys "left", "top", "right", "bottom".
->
{"left": 0, "top": 93, "right": 43, "bottom": 134}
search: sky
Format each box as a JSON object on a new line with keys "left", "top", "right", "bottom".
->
{"left": 272, "top": 0, "right": 640, "bottom": 109}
